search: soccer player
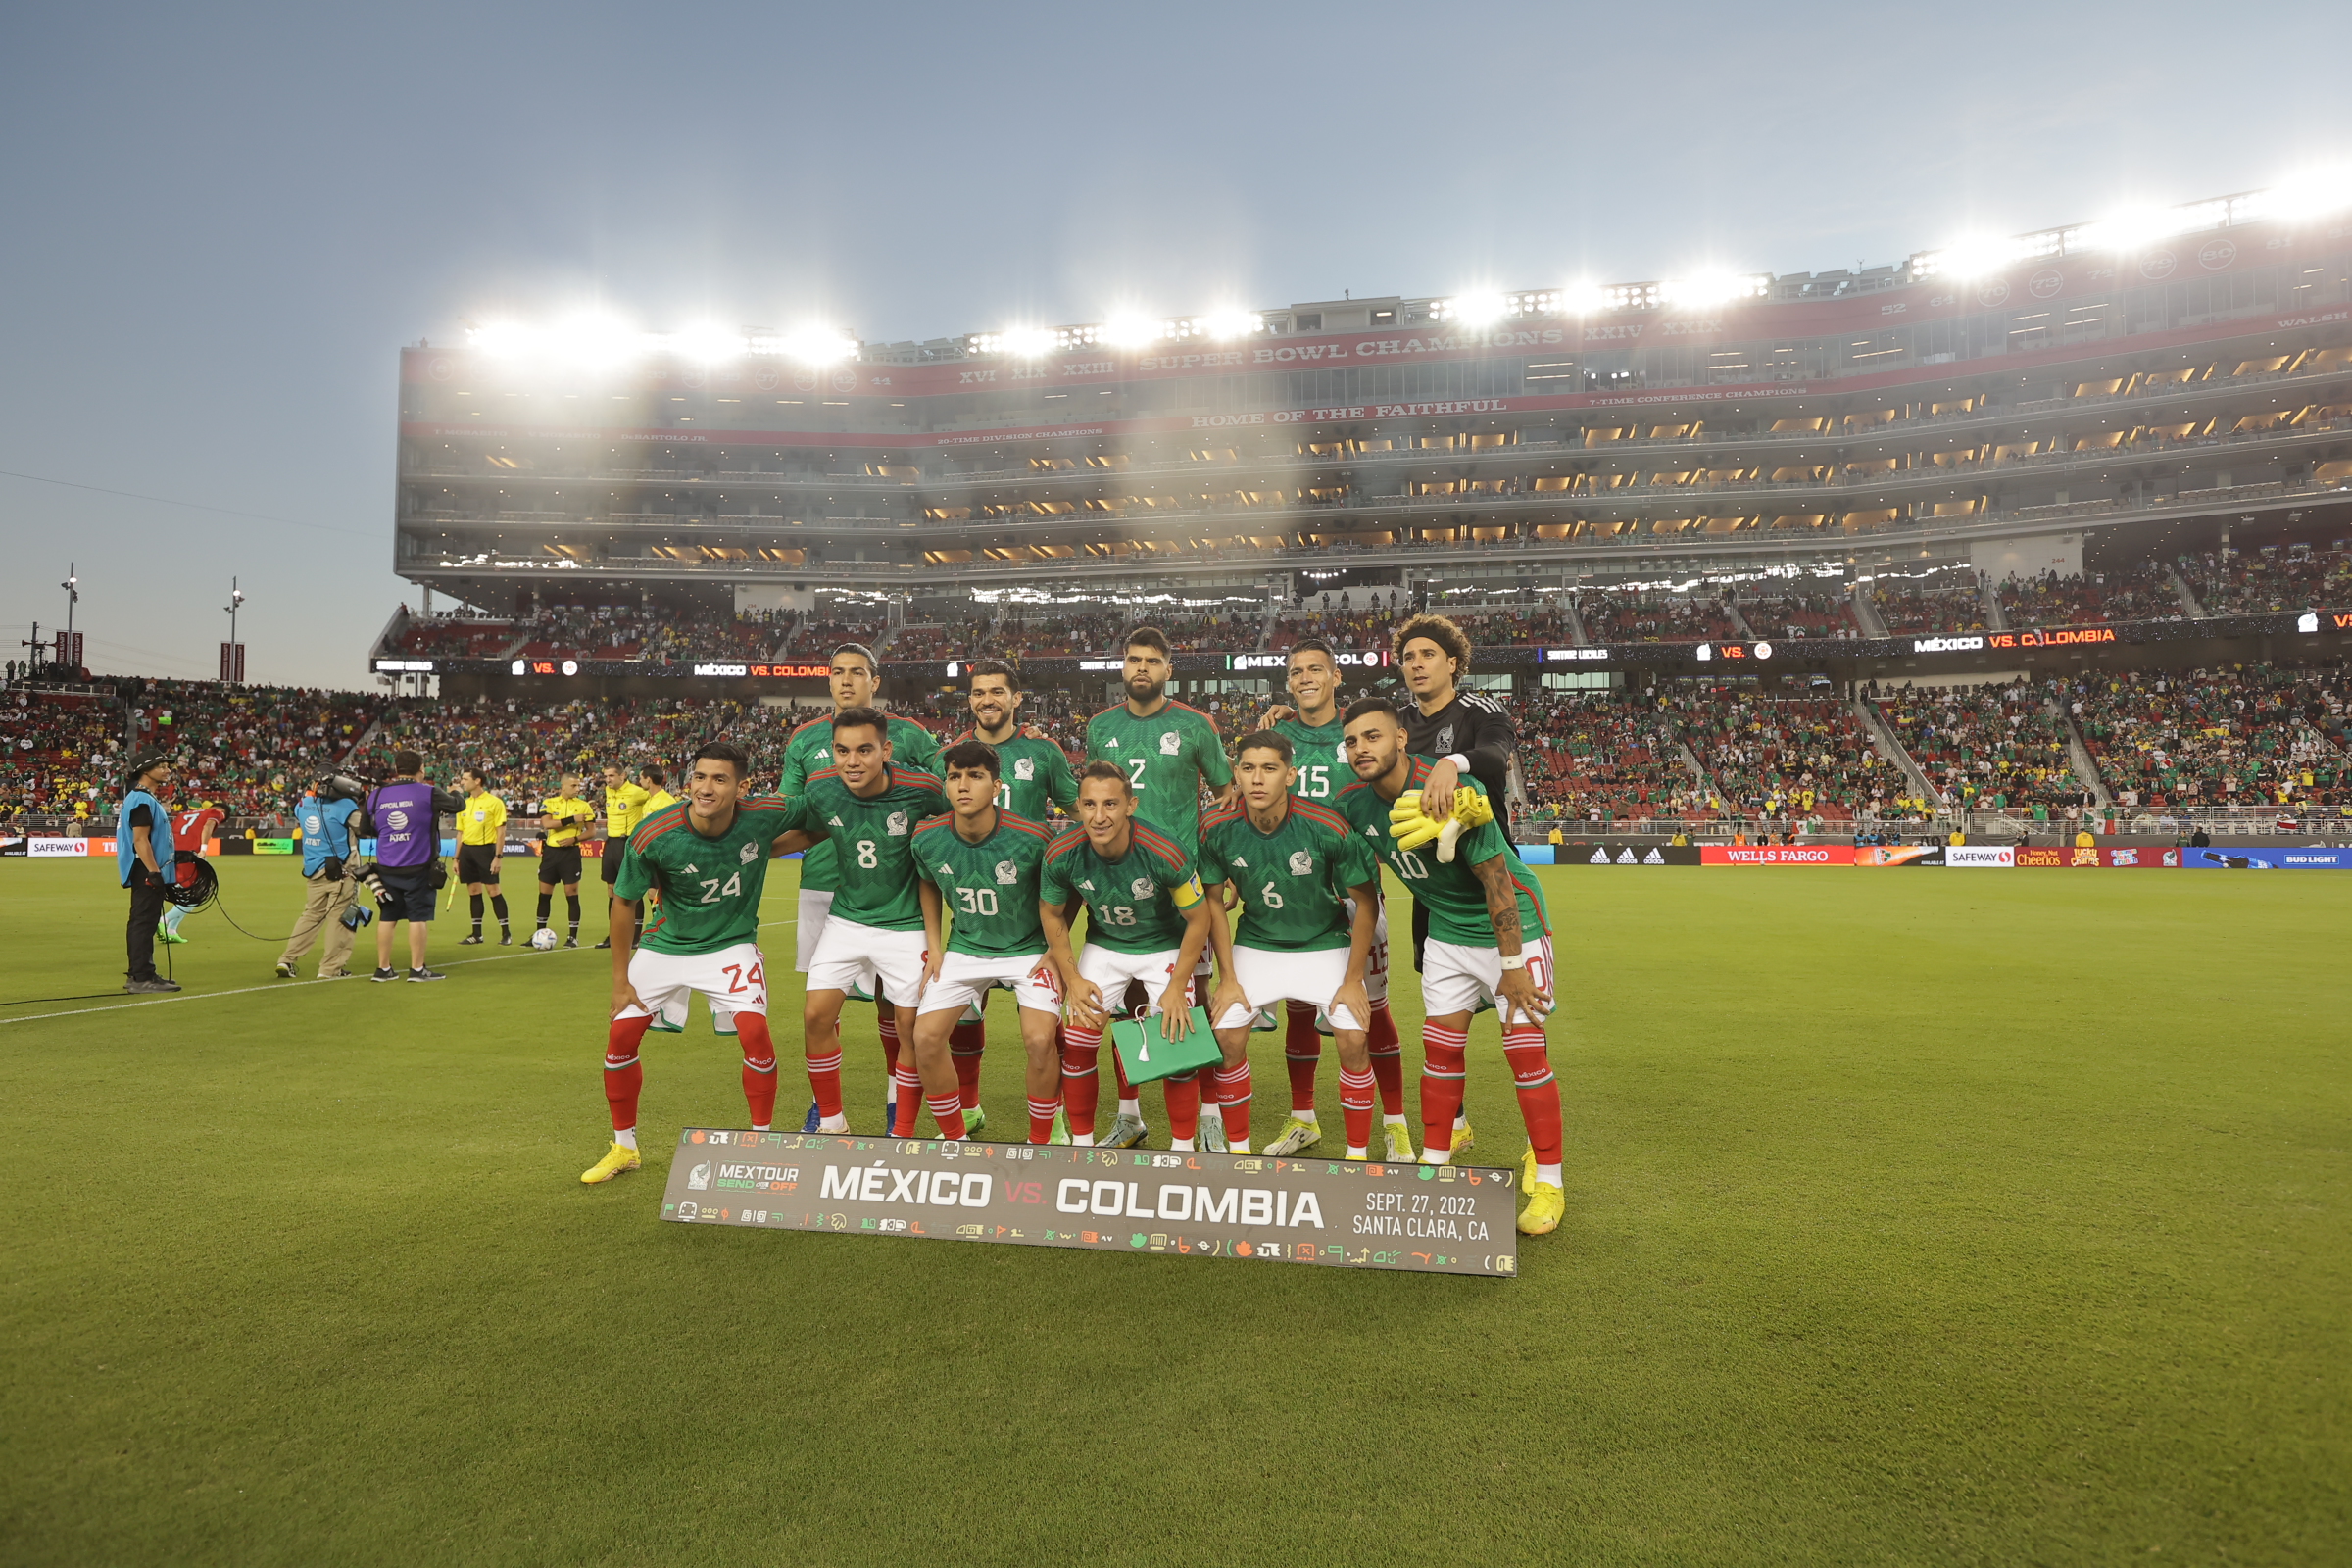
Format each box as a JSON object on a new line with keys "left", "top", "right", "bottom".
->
{"left": 940, "top": 658, "right": 1080, "bottom": 1132}
{"left": 1039, "top": 762, "right": 1217, "bottom": 1149}
{"left": 1081, "top": 625, "right": 1235, "bottom": 1147}
{"left": 455, "top": 767, "right": 511, "bottom": 946}
{"left": 581, "top": 741, "right": 794, "bottom": 1185}
{"left": 777, "top": 706, "right": 948, "bottom": 1135}
{"left": 1393, "top": 610, "right": 1516, "bottom": 1157}
{"left": 157, "top": 799, "right": 225, "bottom": 945}
{"left": 909, "top": 741, "right": 1063, "bottom": 1143}
{"left": 535, "top": 772, "right": 595, "bottom": 948}
{"left": 778, "top": 643, "right": 943, "bottom": 1126}
{"left": 1258, "top": 637, "right": 1411, "bottom": 1159}
{"left": 1199, "top": 731, "right": 1382, "bottom": 1157}
{"left": 596, "top": 762, "right": 652, "bottom": 949}
{"left": 1337, "top": 696, "right": 1564, "bottom": 1236}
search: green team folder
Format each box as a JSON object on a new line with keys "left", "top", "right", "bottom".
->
{"left": 1110, "top": 1007, "right": 1221, "bottom": 1084}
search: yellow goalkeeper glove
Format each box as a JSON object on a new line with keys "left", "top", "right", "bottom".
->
{"left": 1391, "top": 787, "right": 1495, "bottom": 861}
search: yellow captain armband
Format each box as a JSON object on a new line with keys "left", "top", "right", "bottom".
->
{"left": 1169, "top": 874, "right": 1205, "bottom": 909}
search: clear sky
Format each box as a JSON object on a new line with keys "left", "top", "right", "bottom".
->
{"left": 3, "top": 1, "right": 2346, "bottom": 687}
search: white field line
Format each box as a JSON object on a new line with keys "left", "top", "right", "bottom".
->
{"left": 0, "top": 917, "right": 797, "bottom": 1026}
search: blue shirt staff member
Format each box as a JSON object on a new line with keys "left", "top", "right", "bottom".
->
{"left": 364, "top": 750, "right": 462, "bottom": 983}
{"left": 118, "top": 754, "right": 181, "bottom": 994}
{"left": 275, "top": 771, "right": 362, "bottom": 981}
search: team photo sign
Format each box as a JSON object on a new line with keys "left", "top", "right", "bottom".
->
{"left": 660, "top": 1130, "right": 1519, "bottom": 1277}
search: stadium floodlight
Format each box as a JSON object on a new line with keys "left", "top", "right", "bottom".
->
{"left": 2080, "top": 205, "right": 2179, "bottom": 253}
{"left": 1660, "top": 273, "right": 1770, "bottom": 309}
{"left": 1099, "top": 315, "right": 1164, "bottom": 349}
{"left": 468, "top": 319, "right": 539, "bottom": 357}
{"left": 672, "top": 320, "right": 746, "bottom": 364}
{"left": 2250, "top": 166, "right": 2352, "bottom": 224}
{"left": 770, "top": 324, "right": 858, "bottom": 364}
{"left": 1919, "top": 235, "right": 2026, "bottom": 280}
{"left": 992, "top": 326, "right": 1058, "bottom": 358}
{"left": 550, "top": 312, "right": 641, "bottom": 369}
{"left": 1446, "top": 292, "right": 1510, "bottom": 328}
{"left": 1196, "top": 309, "right": 1262, "bottom": 341}
{"left": 1560, "top": 281, "right": 1609, "bottom": 316}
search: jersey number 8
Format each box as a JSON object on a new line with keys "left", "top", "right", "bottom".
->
{"left": 856, "top": 840, "right": 879, "bottom": 868}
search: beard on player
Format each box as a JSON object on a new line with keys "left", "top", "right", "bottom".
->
{"left": 1122, "top": 665, "right": 1165, "bottom": 706}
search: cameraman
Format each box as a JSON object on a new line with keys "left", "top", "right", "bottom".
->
{"left": 364, "top": 750, "right": 462, "bottom": 983}
{"left": 275, "top": 770, "right": 362, "bottom": 980}
{"left": 117, "top": 753, "right": 181, "bottom": 995}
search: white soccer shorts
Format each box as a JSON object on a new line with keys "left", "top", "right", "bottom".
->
{"left": 793, "top": 887, "right": 834, "bottom": 972}
{"left": 1075, "top": 943, "right": 1184, "bottom": 1019}
{"left": 915, "top": 951, "right": 1062, "bottom": 1018}
{"left": 1420, "top": 935, "right": 1556, "bottom": 1023}
{"left": 622, "top": 942, "right": 768, "bottom": 1034}
{"left": 1215, "top": 945, "right": 1364, "bottom": 1033}
{"left": 806, "top": 917, "right": 928, "bottom": 1004}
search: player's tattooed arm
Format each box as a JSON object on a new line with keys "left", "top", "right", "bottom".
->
{"left": 1469, "top": 853, "right": 1522, "bottom": 956}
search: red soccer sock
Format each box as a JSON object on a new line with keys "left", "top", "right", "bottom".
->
{"left": 735, "top": 1013, "right": 778, "bottom": 1129}
{"left": 605, "top": 1014, "right": 652, "bottom": 1132}
{"left": 805, "top": 1041, "right": 844, "bottom": 1121}
{"left": 877, "top": 1001, "right": 901, "bottom": 1075}
{"left": 1368, "top": 1001, "right": 1405, "bottom": 1117}
{"left": 1284, "top": 1000, "right": 1322, "bottom": 1114}
{"left": 1165, "top": 1073, "right": 1201, "bottom": 1143}
{"left": 1503, "top": 1024, "right": 1564, "bottom": 1167}
{"left": 950, "top": 1018, "right": 986, "bottom": 1109}
{"left": 1062, "top": 1025, "right": 1102, "bottom": 1137}
{"left": 892, "top": 1063, "right": 923, "bottom": 1137}
{"left": 1420, "top": 1023, "right": 1469, "bottom": 1157}
{"left": 1027, "top": 1096, "right": 1059, "bottom": 1144}
{"left": 926, "top": 1091, "right": 967, "bottom": 1142}
{"left": 1218, "top": 1059, "right": 1252, "bottom": 1148}
{"left": 1339, "top": 1065, "right": 1376, "bottom": 1153}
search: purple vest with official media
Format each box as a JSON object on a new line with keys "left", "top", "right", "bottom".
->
{"left": 368, "top": 780, "right": 438, "bottom": 868}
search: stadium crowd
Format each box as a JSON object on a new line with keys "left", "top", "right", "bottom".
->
{"left": 2073, "top": 663, "right": 2349, "bottom": 809}
{"left": 1679, "top": 693, "right": 1896, "bottom": 820}
{"left": 1871, "top": 680, "right": 2092, "bottom": 812}
{"left": 1577, "top": 592, "right": 1737, "bottom": 643}
{"left": 1871, "top": 574, "right": 1985, "bottom": 635}
{"left": 2190, "top": 550, "right": 2352, "bottom": 614}
{"left": 1996, "top": 564, "right": 2181, "bottom": 626}
{"left": 1512, "top": 693, "right": 1699, "bottom": 821}
{"left": 1738, "top": 588, "right": 1857, "bottom": 640}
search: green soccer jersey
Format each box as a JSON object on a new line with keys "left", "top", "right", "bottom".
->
{"left": 781, "top": 766, "right": 949, "bottom": 932}
{"left": 615, "top": 796, "right": 794, "bottom": 956}
{"left": 1039, "top": 821, "right": 1205, "bottom": 955}
{"left": 912, "top": 808, "right": 1055, "bottom": 958}
{"left": 1334, "top": 758, "right": 1548, "bottom": 950}
{"left": 1084, "top": 698, "right": 1232, "bottom": 858}
{"left": 1197, "top": 798, "right": 1378, "bottom": 953}
{"left": 777, "top": 713, "right": 943, "bottom": 894}
{"left": 956, "top": 729, "right": 1079, "bottom": 822}
{"left": 1273, "top": 712, "right": 1348, "bottom": 804}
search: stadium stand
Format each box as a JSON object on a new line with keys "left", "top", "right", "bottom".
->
{"left": 1871, "top": 680, "right": 2093, "bottom": 812}
{"left": 2073, "top": 664, "right": 2349, "bottom": 809}
{"left": 1514, "top": 693, "right": 1700, "bottom": 821}
{"left": 2188, "top": 550, "right": 2352, "bottom": 614}
{"left": 1738, "top": 587, "right": 1859, "bottom": 640}
{"left": 1577, "top": 592, "right": 1738, "bottom": 643}
{"left": 1679, "top": 693, "right": 1899, "bottom": 819}
{"left": 1996, "top": 564, "right": 2183, "bottom": 626}
{"left": 1872, "top": 573, "right": 1985, "bottom": 635}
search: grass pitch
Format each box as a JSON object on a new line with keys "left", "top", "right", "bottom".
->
{"left": 1, "top": 858, "right": 2345, "bottom": 1566}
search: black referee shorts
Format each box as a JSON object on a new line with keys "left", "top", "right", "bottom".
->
{"left": 539, "top": 844, "right": 583, "bottom": 887}
{"left": 600, "top": 835, "right": 628, "bottom": 885}
{"left": 457, "top": 843, "right": 501, "bottom": 886}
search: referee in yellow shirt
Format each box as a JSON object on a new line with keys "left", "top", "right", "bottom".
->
{"left": 535, "top": 772, "right": 595, "bottom": 948}
{"left": 638, "top": 764, "right": 677, "bottom": 817}
{"left": 456, "top": 768, "right": 512, "bottom": 945}
{"left": 596, "top": 762, "right": 652, "bottom": 949}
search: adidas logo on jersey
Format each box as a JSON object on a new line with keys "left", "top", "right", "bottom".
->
{"left": 937, "top": 862, "right": 955, "bottom": 875}
{"left": 828, "top": 815, "right": 844, "bottom": 827}
{"left": 1230, "top": 855, "right": 1249, "bottom": 868}
{"left": 684, "top": 863, "right": 701, "bottom": 874}
{"left": 1076, "top": 878, "right": 1095, "bottom": 892}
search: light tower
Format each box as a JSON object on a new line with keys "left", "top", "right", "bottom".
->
{"left": 222, "top": 578, "right": 248, "bottom": 685}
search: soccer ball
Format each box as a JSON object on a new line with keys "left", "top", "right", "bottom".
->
{"left": 529, "top": 928, "right": 560, "bottom": 951}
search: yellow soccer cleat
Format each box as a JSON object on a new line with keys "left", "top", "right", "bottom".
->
{"left": 580, "top": 1141, "right": 641, "bottom": 1184}
{"left": 1517, "top": 1181, "right": 1564, "bottom": 1236}
{"left": 1445, "top": 1115, "right": 1474, "bottom": 1162}
{"left": 1383, "top": 1123, "right": 1415, "bottom": 1163}
{"left": 1521, "top": 1145, "right": 1538, "bottom": 1189}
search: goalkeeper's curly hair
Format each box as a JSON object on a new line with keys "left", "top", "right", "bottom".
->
{"left": 1392, "top": 612, "right": 1472, "bottom": 676}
